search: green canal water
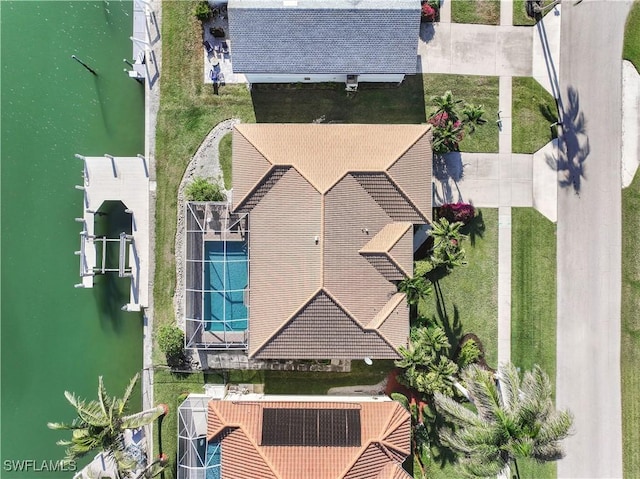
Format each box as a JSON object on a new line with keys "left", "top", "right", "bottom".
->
{"left": 1, "top": 2, "right": 145, "bottom": 477}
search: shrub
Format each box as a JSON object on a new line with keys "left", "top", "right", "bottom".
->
{"left": 157, "top": 325, "right": 185, "bottom": 367}
{"left": 185, "top": 177, "right": 225, "bottom": 202}
{"left": 438, "top": 202, "right": 476, "bottom": 225}
{"left": 421, "top": 0, "right": 440, "bottom": 22}
{"left": 456, "top": 338, "right": 481, "bottom": 368}
{"left": 194, "top": 1, "right": 212, "bottom": 21}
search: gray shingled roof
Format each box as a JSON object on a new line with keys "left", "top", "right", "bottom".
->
{"left": 228, "top": 0, "right": 420, "bottom": 75}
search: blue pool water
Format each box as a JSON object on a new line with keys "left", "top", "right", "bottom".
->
{"left": 204, "top": 241, "right": 248, "bottom": 331}
{"left": 206, "top": 441, "right": 221, "bottom": 479}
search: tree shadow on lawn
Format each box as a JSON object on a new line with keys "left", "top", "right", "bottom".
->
{"left": 432, "top": 280, "right": 463, "bottom": 358}
{"left": 250, "top": 75, "right": 426, "bottom": 124}
{"left": 461, "top": 209, "right": 486, "bottom": 247}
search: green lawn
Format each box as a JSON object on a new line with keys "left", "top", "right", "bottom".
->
{"left": 423, "top": 74, "right": 500, "bottom": 153}
{"left": 219, "top": 132, "right": 232, "bottom": 189}
{"left": 419, "top": 209, "right": 499, "bottom": 369}
{"left": 209, "top": 360, "right": 395, "bottom": 394}
{"left": 512, "top": 77, "right": 558, "bottom": 154}
{"left": 510, "top": 208, "right": 557, "bottom": 479}
{"left": 624, "top": 0, "right": 640, "bottom": 69}
{"left": 451, "top": 0, "right": 500, "bottom": 25}
{"left": 511, "top": 208, "right": 556, "bottom": 376}
{"left": 622, "top": 170, "right": 640, "bottom": 478}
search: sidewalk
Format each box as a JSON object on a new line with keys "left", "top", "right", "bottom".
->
{"left": 422, "top": 1, "right": 562, "bottom": 370}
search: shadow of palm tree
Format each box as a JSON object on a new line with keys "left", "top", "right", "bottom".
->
{"left": 432, "top": 280, "right": 463, "bottom": 352}
{"left": 546, "top": 86, "right": 589, "bottom": 194}
{"left": 460, "top": 210, "right": 485, "bottom": 247}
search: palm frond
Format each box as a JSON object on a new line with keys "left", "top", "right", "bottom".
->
{"left": 118, "top": 373, "right": 139, "bottom": 416}
{"left": 122, "top": 405, "right": 165, "bottom": 429}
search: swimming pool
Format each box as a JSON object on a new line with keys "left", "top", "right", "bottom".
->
{"left": 203, "top": 241, "right": 248, "bottom": 331}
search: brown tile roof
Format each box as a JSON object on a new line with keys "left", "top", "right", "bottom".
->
{"left": 232, "top": 124, "right": 432, "bottom": 359}
{"left": 207, "top": 399, "right": 411, "bottom": 479}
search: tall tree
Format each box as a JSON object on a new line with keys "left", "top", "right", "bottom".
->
{"left": 434, "top": 363, "right": 573, "bottom": 479}
{"left": 48, "top": 373, "right": 168, "bottom": 476}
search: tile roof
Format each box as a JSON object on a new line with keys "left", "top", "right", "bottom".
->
{"left": 207, "top": 399, "right": 411, "bottom": 479}
{"left": 227, "top": 0, "right": 420, "bottom": 75}
{"left": 232, "top": 124, "right": 432, "bottom": 359}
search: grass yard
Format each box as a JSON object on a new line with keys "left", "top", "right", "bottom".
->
{"left": 511, "top": 208, "right": 556, "bottom": 376}
{"left": 622, "top": 170, "right": 640, "bottom": 478}
{"left": 219, "top": 132, "right": 232, "bottom": 189}
{"left": 419, "top": 209, "right": 499, "bottom": 369}
{"left": 624, "top": 0, "right": 640, "bottom": 69}
{"left": 510, "top": 208, "right": 557, "bottom": 479}
{"left": 423, "top": 74, "right": 500, "bottom": 153}
{"left": 220, "top": 361, "right": 394, "bottom": 394}
{"left": 512, "top": 76, "right": 558, "bottom": 154}
{"left": 451, "top": 0, "right": 500, "bottom": 25}
{"left": 251, "top": 77, "right": 427, "bottom": 124}
{"left": 154, "top": 1, "right": 256, "bottom": 332}
{"left": 421, "top": 209, "right": 498, "bottom": 478}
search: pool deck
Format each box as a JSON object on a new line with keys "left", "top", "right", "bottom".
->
{"left": 76, "top": 155, "right": 150, "bottom": 311}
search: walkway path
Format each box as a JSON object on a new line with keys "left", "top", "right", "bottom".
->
{"left": 555, "top": 2, "right": 632, "bottom": 477}
{"left": 423, "top": 1, "right": 562, "bottom": 374}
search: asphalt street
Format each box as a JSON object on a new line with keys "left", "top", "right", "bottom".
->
{"left": 555, "top": 1, "right": 633, "bottom": 478}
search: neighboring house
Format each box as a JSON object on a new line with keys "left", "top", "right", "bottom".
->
{"left": 227, "top": 123, "right": 432, "bottom": 359}
{"left": 227, "top": 0, "right": 421, "bottom": 86}
{"left": 178, "top": 394, "right": 412, "bottom": 479}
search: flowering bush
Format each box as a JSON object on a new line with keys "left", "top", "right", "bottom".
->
{"left": 421, "top": 3, "right": 437, "bottom": 21}
{"left": 438, "top": 202, "right": 476, "bottom": 225}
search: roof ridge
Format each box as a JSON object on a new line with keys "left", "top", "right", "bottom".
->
{"left": 386, "top": 250, "right": 411, "bottom": 278}
{"left": 359, "top": 222, "right": 412, "bottom": 254}
{"left": 386, "top": 124, "right": 431, "bottom": 172}
{"left": 383, "top": 171, "right": 429, "bottom": 222}
{"left": 249, "top": 288, "right": 324, "bottom": 357}
{"left": 366, "top": 292, "right": 406, "bottom": 331}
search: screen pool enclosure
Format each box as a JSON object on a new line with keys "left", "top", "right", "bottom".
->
{"left": 185, "top": 202, "right": 249, "bottom": 349}
{"left": 178, "top": 395, "right": 222, "bottom": 479}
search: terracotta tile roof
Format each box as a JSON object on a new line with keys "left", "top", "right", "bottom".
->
{"left": 207, "top": 400, "right": 411, "bottom": 479}
{"left": 232, "top": 124, "right": 432, "bottom": 359}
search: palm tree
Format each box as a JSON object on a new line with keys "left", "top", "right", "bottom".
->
{"left": 431, "top": 120, "right": 465, "bottom": 154}
{"left": 48, "top": 373, "right": 169, "bottom": 476}
{"left": 434, "top": 363, "right": 573, "bottom": 479}
{"left": 462, "top": 104, "right": 487, "bottom": 133}
{"left": 398, "top": 275, "right": 432, "bottom": 306}
{"left": 396, "top": 320, "right": 459, "bottom": 397}
{"left": 430, "top": 218, "right": 467, "bottom": 272}
{"left": 431, "top": 91, "right": 462, "bottom": 121}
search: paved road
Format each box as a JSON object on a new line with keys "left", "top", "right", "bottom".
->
{"left": 555, "top": 2, "right": 632, "bottom": 478}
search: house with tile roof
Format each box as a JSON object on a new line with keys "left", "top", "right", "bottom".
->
{"left": 213, "top": 123, "right": 432, "bottom": 359}
{"left": 227, "top": 0, "right": 421, "bottom": 86}
{"left": 178, "top": 394, "right": 412, "bottom": 479}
